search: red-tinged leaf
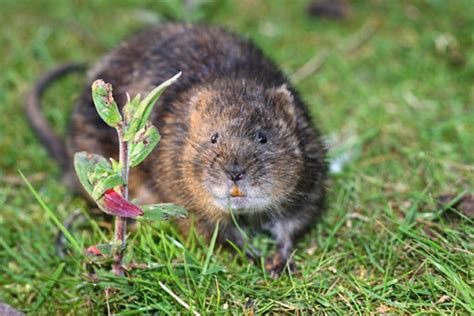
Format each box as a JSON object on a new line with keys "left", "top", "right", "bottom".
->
{"left": 84, "top": 243, "right": 113, "bottom": 257}
{"left": 85, "top": 245, "right": 103, "bottom": 256}
{"left": 103, "top": 189, "right": 144, "bottom": 218}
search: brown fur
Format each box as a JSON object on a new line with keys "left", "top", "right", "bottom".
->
{"left": 32, "top": 23, "right": 328, "bottom": 277}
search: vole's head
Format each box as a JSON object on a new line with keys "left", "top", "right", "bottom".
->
{"left": 182, "top": 82, "right": 304, "bottom": 214}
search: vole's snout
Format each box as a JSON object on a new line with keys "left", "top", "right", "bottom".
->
{"left": 226, "top": 166, "right": 245, "bottom": 182}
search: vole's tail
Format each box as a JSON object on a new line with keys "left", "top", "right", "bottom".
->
{"left": 25, "top": 63, "right": 86, "bottom": 172}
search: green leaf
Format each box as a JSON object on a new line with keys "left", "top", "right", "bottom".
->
{"left": 74, "top": 152, "right": 124, "bottom": 201}
{"left": 91, "top": 174, "right": 125, "bottom": 200}
{"left": 123, "top": 72, "right": 181, "bottom": 141}
{"left": 140, "top": 203, "right": 187, "bottom": 221}
{"left": 91, "top": 79, "right": 122, "bottom": 128}
{"left": 74, "top": 152, "right": 108, "bottom": 198}
{"left": 129, "top": 123, "right": 161, "bottom": 168}
{"left": 89, "top": 160, "right": 113, "bottom": 184}
{"left": 109, "top": 158, "right": 121, "bottom": 174}
{"left": 123, "top": 93, "right": 141, "bottom": 125}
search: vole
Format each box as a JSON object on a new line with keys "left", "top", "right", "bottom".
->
{"left": 26, "top": 23, "right": 328, "bottom": 277}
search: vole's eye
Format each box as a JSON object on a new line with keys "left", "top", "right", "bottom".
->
{"left": 257, "top": 132, "right": 267, "bottom": 144}
{"left": 211, "top": 133, "right": 219, "bottom": 144}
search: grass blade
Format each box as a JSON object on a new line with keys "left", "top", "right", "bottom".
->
{"left": 19, "top": 170, "right": 82, "bottom": 254}
{"left": 159, "top": 281, "right": 201, "bottom": 316}
{"left": 201, "top": 221, "right": 219, "bottom": 276}
{"left": 32, "top": 262, "right": 66, "bottom": 311}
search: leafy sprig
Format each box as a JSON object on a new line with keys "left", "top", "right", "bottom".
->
{"left": 73, "top": 72, "right": 186, "bottom": 275}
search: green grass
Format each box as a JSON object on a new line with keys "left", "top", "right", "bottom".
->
{"left": 1, "top": 0, "right": 473, "bottom": 314}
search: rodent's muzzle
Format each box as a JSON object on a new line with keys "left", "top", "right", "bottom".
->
{"left": 225, "top": 165, "right": 246, "bottom": 198}
{"left": 225, "top": 165, "right": 245, "bottom": 182}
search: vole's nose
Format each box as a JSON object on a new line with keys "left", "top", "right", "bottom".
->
{"left": 226, "top": 167, "right": 245, "bottom": 182}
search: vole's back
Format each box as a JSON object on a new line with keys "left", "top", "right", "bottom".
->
{"left": 78, "top": 24, "right": 285, "bottom": 111}
{"left": 67, "top": 23, "right": 289, "bottom": 163}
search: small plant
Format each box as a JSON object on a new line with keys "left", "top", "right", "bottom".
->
{"left": 74, "top": 72, "right": 186, "bottom": 276}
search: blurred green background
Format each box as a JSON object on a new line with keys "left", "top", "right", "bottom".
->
{"left": 0, "top": 0, "right": 472, "bottom": 314}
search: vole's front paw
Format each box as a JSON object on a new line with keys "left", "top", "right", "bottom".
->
{"left": 265, "top": 253, "right": 295, "bottom": 278}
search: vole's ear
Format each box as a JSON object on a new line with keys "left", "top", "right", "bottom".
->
{"left": 266, "top": 84, "right": 297, "bottom": 127}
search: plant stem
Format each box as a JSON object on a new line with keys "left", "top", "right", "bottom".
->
{"left": 112, "top": 124, "right": 129, "bottom": 276}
